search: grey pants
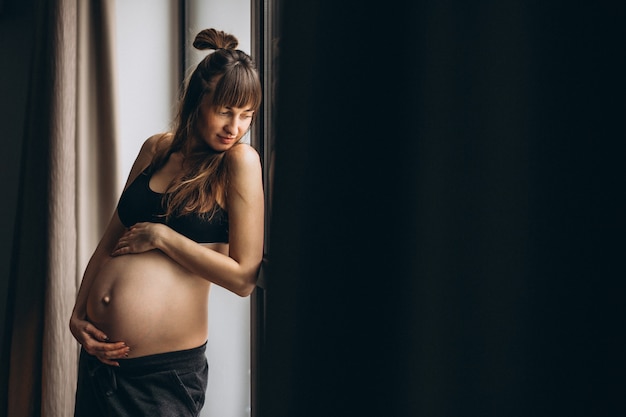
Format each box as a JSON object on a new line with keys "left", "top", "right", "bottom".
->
{"left": 74, "top": 343, "right": 208, "bottom": 417}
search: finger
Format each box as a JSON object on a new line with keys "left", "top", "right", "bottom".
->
{"left": 84, "top": 339, "right": 128, "bottom": 358}
{"left": 84, "top": 322, "right": 109, "bottom": 342}
{"left": 99, "top": 344, "right": 130, "bottom": 358}
{"left": 112, "top": 237, "right": 132, "bottom": 255}
{"left": 111, "top": 246, "right": 129, "bottom": 257}
{"left": 90, "top": 344, "right": 129, "bottom": 364}
{"left": 110, "top": 346, "right": 131, "bottom": 359}
{"left": 94, "top": 340, "right": 127, "bottom": 351}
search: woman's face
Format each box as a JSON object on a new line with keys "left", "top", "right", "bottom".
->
{"left": 196, "top": 94, "right": 255, "bottom": 152}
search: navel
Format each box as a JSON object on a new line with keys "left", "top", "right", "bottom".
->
{"left": 102, "top": 295, "right": 111, "bottom": 305}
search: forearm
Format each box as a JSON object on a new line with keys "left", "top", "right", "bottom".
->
{"left": 156, "top": 226, "right": 261, "bottom": 296}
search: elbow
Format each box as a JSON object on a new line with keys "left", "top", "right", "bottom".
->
{"left": 232, "top": 269, "right": 259, "bottom": 297}
{"left": 231, "top": 281, "right": 255, "bottom": 297}
{"left": 234, "top": 284, "right": 256, "bottom": 298}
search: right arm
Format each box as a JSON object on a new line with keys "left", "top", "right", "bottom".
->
{"left": 69, "top": 134, "right": 165, "bottom": 365}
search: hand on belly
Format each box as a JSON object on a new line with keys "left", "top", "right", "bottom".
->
{"left": 87, "top": 250, "right": 210, "bottom": 357}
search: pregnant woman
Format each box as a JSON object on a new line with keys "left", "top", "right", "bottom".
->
{"left": 69, "top": 28, "right": 264, "bottom": 417}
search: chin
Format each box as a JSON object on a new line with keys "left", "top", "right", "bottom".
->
{"left": 216, "top": 139, "right": 240, "bottom": 151}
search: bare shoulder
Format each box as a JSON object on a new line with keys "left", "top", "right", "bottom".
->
{"left": 123, "top": 132, "right": 173, "bottom": 190}
{"left": 224, "top": 143, "right": 261, "bottom": 169}
{"left": 142, "top": 132, "right": 173, "bottom": 156}
{"left": 224, "top": 144, "right": 264, "bottom": 209}
{"left": 134, "top": 133, "right": 172, "bottom": 166}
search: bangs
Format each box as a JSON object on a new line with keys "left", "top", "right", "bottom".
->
{"left": 211, "top": 66, "right": 262, "bottom": 111}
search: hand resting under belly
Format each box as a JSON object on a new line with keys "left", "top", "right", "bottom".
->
{"left": 86, "top": 249, "right": 212, "bottom": 358}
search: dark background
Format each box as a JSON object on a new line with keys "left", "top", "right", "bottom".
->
{"left": 261, "top": 1, "right": 624, "bottom": 416}
{"left": 1, "top": 1, "right": 624, "bottom": 416}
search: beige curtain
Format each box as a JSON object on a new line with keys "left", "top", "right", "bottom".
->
{"left": 6, "top": 0, "right": 118, "bottom": 416}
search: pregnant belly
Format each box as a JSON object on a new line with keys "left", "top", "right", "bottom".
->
{"left": 86, "top": 250, "right": 211, "bottom": 357}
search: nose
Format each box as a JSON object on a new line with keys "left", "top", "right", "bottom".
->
{"left": 225, "top": 119, "right": 239, "bottom": 137}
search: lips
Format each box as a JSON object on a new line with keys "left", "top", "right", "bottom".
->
{"left": 218, "top": 135, "right": 236, "bottom": 144}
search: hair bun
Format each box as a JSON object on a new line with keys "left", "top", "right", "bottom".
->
{"left": 193, "top": 28, "right": 239, "bottom": 51}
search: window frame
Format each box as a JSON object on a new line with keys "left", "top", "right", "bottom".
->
{"left": 251, "top": 0, "right": 280, "bottom": 415}
{"left": 179, "top": 1, "right": 277, "bottom": 414}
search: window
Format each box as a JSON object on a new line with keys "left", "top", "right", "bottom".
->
{"left": 114, "top": 1, "right": 270, "bottom": 416}
{"left": 250, "top": 0, "right": 281, "bottom": 415}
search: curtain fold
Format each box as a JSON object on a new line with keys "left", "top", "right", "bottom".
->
{"left": 7, "top": 1, "right": 64, "bottom": 414}
{"left": 77, "top": 0, "right": 119, "bottom": 267}
{"left": 5, "top": 0, "right": 118, "bottom": 416}
{"left": 40, "top": 0, "right": 77, "bottom": 415}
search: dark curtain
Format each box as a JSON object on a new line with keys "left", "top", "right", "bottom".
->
{"left": 1, "top": 0, "right": 118, "bottom": 415}
{"left": 2, "top": 0, "right": 55, "bottom": 415}
{"left": 261, "top": 1, "right": 624, "bottom": 416}
{"left": 0, "top": 0, "right": 38, "bottom": 412}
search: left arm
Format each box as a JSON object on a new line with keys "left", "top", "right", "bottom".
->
{"left": 112, "top": 144, "right": 264, "bottom": 297}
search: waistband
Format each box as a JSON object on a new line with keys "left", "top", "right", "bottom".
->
{"left": 118, "top": 342, "right": 207, "bottom": 375}
{"left": 82, "top": 342, "right": 207, "bottom": 376}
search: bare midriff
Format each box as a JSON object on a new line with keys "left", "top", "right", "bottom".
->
{"left": 86, "top": 243, "right": 227, "bottom": 358}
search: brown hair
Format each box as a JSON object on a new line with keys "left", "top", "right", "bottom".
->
{"left": 151, "top": 28, "right": 262, "bottom": 219}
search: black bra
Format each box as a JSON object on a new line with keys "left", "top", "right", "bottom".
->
{"left": 117, "top": 167, "right": 229, "bottom": 243}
